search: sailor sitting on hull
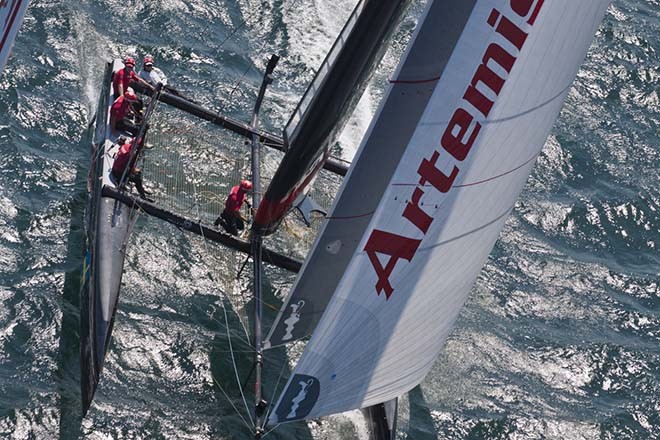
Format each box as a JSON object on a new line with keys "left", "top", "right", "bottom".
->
{"left": 137, "top": 54, "right": 194, "bottom": 102}
{"left": 111, "top": 136, "right": 152, "bottom": 202}
{"left": 214, "top": 180, "right": 253, "bottom": 236}
{"left": 138, "top": 55, "right": 167, "bottom": 87}
{"left": 110, "top": 87, "right": 143, "bottom": 136}
{"left": 113, "top": 56, "right": 153, "bottom": 100}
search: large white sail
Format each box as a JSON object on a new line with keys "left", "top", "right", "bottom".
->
{"left": 269, "top": 0, "right": 611, "bottom": 424}
{"left": 0, "top": 0, "right": 29, "bottom": 75}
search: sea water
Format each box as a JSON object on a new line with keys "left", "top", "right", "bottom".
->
{"left": 0, "top": 0, "right": 657, "bottom": 439}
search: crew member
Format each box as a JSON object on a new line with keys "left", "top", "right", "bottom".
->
{"left": 138, "top": 55, "right": 167, "bottom": 87}
{"left": 110, "top": 87, "right": 140, "bottom": 135}
{"left": 138, "top": 54, "right": 194, "bottom": 101}
{"left": 113, "top": 56, "right": 152, "bottom": 99}
{"left": 214, "top": 180, "right": 253, "bottom": 236}
{"left": 111, "top": 136, "right": 152, "bottom": 201}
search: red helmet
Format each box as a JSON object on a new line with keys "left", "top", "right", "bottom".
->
{"left": 124, "top": 56, "right": 135, "bottom": 67}
{"left": 124, "top": 87, "right": 138, "bottom": 102}
{"left": 143, "top": 56, "right": 154, "bottom": 66}
{"left": 240, "top": 180, "right": 253, "bottom": 191}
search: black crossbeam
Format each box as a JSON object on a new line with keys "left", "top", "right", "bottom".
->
{"left": 101, "top": 186, "right": 302, "bottom": 273}
{"left": 131, "top": 82, "right": 349, "bottom": 176}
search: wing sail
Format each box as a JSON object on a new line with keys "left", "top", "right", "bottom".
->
{"left": 270, "top": 0, "right": 611, "bottom": 424}
{"left": 252, "top": 0, "right": 412, "bottom": 235}
{"left": 265, "top": 0, "right": 479, "bottom": 349}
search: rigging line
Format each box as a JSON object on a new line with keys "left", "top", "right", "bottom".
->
{"left": 261, "top": 356, "right": 289, "bottom": 430}
{"left": 95, "top": 139, "right": 106, "bottom": 163}
{"left": 318, "top": 152, "right": 539, "bottom": 222}
{"left": 260, "top": 424, "right": 282, "bottom": 439}
{"left": 191, "top": 233, "right": 252, "bottom": 343}
{"left": 419, "top": 204, "right": 514, "bottom": 252}
{"left": 190, "top": 179, "right": 251, "bottom": 338}
{"left": 220, "top": 288, "right": 256, "bottom": 427}
{"left": 389, "top": 151, "right": 541, "bottom": 189}
{"left": 420, "top": 80, "right": 574, "bottom": 127}
{"left": 213, "top": 350, "right": 256, "bottom": 354}
{"left": 188, "top": 193, "right": 254, "bottom": 421}
{"left": 232, "top": 276, "right": 253, "bottom": 341}
{"left": 210, "top": 373, "right": 255, "bottom": 431}
{"left": 453, "top": 152, "right": 540, "bottom": 188}
{"left": 121, "top": 201, "right": 143, "bottom": 252}
{"left": 220, "top": 0, "right": 306, "bottom": 111}
{"left": 253, "top": 296, "right": 281, "bottom": 313}
{"left": 325, "top": 210, "right": 374, "bottom": 221}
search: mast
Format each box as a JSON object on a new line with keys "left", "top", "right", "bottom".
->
{"left": 249, "top": 54, "right": 279, "bottom": 438}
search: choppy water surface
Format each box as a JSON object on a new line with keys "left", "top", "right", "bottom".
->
{"left": 0, "top": 0, "right": 658, "bottom": 439}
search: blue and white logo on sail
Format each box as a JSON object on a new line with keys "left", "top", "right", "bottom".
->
{"left": 282, "top": 300, "right": 305, "bottom": 341}
{"left": 274, "top": 374, "right": 320, "bottom": 422}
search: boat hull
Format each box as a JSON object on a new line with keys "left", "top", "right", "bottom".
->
{"left": 363, "top": 398, "right": 398, "bottom": 440}
{"left": 80, "top": 60, "right": 133, "bottom": 415}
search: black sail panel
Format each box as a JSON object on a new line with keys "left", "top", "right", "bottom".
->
{"left": 252, "top": 0, "right": 412, "bottom": 236}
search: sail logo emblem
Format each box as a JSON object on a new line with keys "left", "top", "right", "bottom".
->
{"left": 275, "top": 374, "right": 320, "bottom": 422}
{"left": 364, "top": 0, "right": 545, "bottom": 299}
{"left": 282, "top": 300, "right": 305, "bottom": 341}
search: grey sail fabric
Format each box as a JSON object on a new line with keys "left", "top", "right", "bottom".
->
{"left": 264, "top": 0, "right": 479, "bottom": 349}
{"left": 270, "top": 0, "right": 611, "bottom": 424}
{"left": 0, "top": 0, "right": 30, "bottom": 75}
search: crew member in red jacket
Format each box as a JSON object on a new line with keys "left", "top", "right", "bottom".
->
{"left": 214, "top": 180, "right": 253, "bottom": 235}
{"left": 110, "top": 87, "right": 140, "bottom": 135}
{"left": 111, "top": 136, "right": 152, "bottom": 201}
{"left": 113, "top": 56, "right": 152, "bottom": 98}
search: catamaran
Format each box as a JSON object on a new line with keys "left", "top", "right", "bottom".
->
{"left": 0, "top": 0, "right": 30, "bottom": 76}
{"left": 80, "top": 0, "right": 611, "bottom": 438}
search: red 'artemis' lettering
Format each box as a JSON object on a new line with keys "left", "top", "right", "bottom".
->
{"left": 418, "top": 151, "right": 459, "bottom": 192}
{"left": 440, "top": 108, "right": 481, "bottom": 161}
{"left": 403, "top": 187, "right": 432, "bottom": 233}
{"left": 364, "top": 230, "right": 421, "bottom": 299}
{"left": 511, "top": 0, "right": 541, "bottom": 19}
{"left": 493, "top": 12, "right": 528, "bottom": 50}
{"left": 463, "top": 43, "right": 516, "bottom": 117}
{"left": 364, "top": 2, "right": 543, "bottom": 299}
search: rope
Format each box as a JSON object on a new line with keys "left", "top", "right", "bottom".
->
{"left": 210, "top": 373, "right": 255, "bottom": 431}
{"left": 261, "top": 353, "right": 289, "bottom": 430}
{"left": 231, "top": 276, "right": 252, "bottom": 341}
{"left": 184, "top": 147, "right": 256, "bottom": 427}
{"left": 260, "top": 423, "right": 281, "bottom": 439}
{"left": 220, "top": 292, "right": 256, "bottom": 428}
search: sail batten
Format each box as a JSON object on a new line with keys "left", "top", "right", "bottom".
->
{"left": 269, "top": 0, "right": 611, "bottom": 424}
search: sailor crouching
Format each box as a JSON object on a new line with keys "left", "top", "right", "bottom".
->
{"left": 214, "top": 180, "right": 253, "bottom": 235}
{"left": 110, "top": 87, "right": 143, "bottom": 136}
{"left": 111, "top": 136, "right": 153, "bottom": 202}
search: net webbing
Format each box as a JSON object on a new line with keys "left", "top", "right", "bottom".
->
{"left": 119, "top": 92, "right": 346, "bottom": 431}
{"left": 134, "top": 101, "right": 341, "bottom": 334}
